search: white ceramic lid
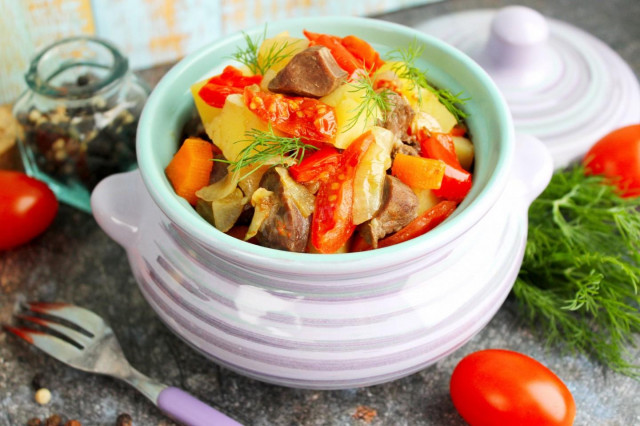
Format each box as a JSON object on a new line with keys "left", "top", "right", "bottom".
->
{"left": 416, "top": 6, "right": 640, "bottom": 168}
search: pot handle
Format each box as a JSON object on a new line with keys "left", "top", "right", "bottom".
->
{"left": 507, "top": 133, "right": 553, "bottom": 206}
{"left": 91, "top": 170, "right": 144, "bottom": 249}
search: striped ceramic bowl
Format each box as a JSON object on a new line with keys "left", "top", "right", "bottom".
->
{"left": 91, "top": 16, "right": 553, "bottom": 389}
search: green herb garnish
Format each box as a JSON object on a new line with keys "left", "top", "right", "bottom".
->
{"left": 514, "top": 165, "right": 640, "bottom": 378}
{"left": 344, "top": 73, "right": 395, "bottom": 131}
{"left": 385, "top": 39, "right": 469, "bottom": 121}
{"left": 230, "top": 26, "right": 300, "bottom": 75}
{"left": 217, "top": 125, "right": 318, "bottom": 179}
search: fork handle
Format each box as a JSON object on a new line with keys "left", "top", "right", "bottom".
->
{"left": 157, "top": 387, "right": 243, "bottom": 426}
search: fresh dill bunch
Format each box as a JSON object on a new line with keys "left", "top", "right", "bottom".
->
{"left": 230, "top": 26, "right": 301, "bottom": 75}
{"left": 513, "top": 164, "right": 640, "bottom": 378}
{"left": 217, "top": 125, "right": 318, "bottom": 179}
{"left": 344, "top": 73, "right": 395, "bottom": 131}
{"left": 385, "top": 39, "right": 469, "bottom": 122}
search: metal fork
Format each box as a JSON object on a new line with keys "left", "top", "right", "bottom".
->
{"left": 4, "top": 302, "right": 242, "bottom": 426}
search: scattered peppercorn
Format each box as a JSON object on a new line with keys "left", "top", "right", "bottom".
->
{"left": 26, "top": 418, "right": 42, "bottom": 426}
{"left": 34, "top": 388, "right": 52, "bottom": 405}
{"left": 44, "top": 414, "right": 62, "bottom": 426}
{"left": 352, "top": 405, "right": 377, "bottom": 423}
{"left": 115, "top": 413, "right": 133, "bottom": 426}
{"left": 64, "top": 420, "right": 82, "bottom": 426}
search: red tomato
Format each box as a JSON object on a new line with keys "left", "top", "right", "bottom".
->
{"left": 288, "top": 145, "right": 341, "bottom": 183}
{"left": 583, "top": 124, "right": 640, "bottom": 198}
{"left": 244, "top": 89, "right": 337, "bottom": 143}
{"left": 311, "top": 131, "right": 373, "bottom": 253}
{"left": 198, "top": 65, "right": 262, "bottom": 108}
{"left": 450, "top": 349, "right": 576, "bottom": 426}
{"left": 0, "top": 171, "right": 58, "bottom": 250}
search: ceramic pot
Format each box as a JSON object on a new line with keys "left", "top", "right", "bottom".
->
{"left": 91, "top": 17, "right": 553, "bottom": 389}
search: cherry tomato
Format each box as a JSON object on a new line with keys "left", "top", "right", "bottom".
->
{"left": 0, "top": 171, "right": 58, "bottom": 250}
{"left": 244, "top": 88, "right": 337, "bottom": 143}
{"left": 583, "top": 124, "right": 640, "bottom": 198}
{"left": 450, "top": 349, "right": 576, "bottom": 426}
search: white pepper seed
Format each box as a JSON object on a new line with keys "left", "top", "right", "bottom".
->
{"left": 35, "top": 387, "right": 52, "bottom": 405}
{"left": 53, "top": 138, "right": 66, "bottom": 151}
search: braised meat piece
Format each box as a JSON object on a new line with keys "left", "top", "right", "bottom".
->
{"left": 359, "top": 175, "right": 418, "bottom": 248}
{"left": 209, "top": 153, "right": 228, "bottom": 184}
{"left": 391, "top": 139, "right": 420, "bottom": 158}
{"left": 256, "top": 169, "right": 311, "bottom": 252}
{"left": 268, "top": 46, "right": 348, "bottom": 98}
{"left": 379, "top": 92, "right": 414, "bottom": 141}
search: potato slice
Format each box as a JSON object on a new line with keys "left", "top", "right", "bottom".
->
{"left": 207, "top": 94, "right": 268, "bottom": 163}
{"left": 190, "top": 78, "right": 222, "bottom": 132}
{"left": 453, "top": 136, "right": 474, "bottom": 171}
{"left": 415, "top": 88, "right": 457, "bottom": 134}
{"left": 258, "top": 34, "right": 309, "bottom": 74}
{"left": 321, "top": 81, "right": 380, "bottom": 149}
{"left": 413, "top": 188, "right": 440, "bottom": 216}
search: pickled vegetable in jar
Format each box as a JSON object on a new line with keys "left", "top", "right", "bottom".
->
{"left": 13, "top": 36, "right": 149, "bottom": 212}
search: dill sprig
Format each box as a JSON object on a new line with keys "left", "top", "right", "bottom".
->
{"left": 217, "top": 125, "right": 318, "bottom": 179}
{"left": 385, "top": 39, "right": 469, "bottom": 122}
{"left": 513, "top": 164, "right": 640, "bottom": 378}
{"left": 230, "top": 26, "right": 301, "bottom": 75}
{"left": 344, "top": 73, "right": 395, "bottom": 131}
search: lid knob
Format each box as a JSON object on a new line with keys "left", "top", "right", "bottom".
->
{"left": 481, "top": 6, "right": 553, "bottom": 88}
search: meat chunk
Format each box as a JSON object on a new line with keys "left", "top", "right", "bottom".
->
{"left": 209, "top": 153, "right": 228, "bottom": 184}
{"left": 359, "top": 175, "right": 418, "bottom": 248}
{"left": 256, "top": 168, "right": 311, "bottom": 252}
{"left": 392, "top": 139, "right": 420, "bottom": 158}
{"left": 379, "top": 92, "right": 414, "bottom": 141}
{"left": 268, "top": 46, "right": 348, "bottom": 98}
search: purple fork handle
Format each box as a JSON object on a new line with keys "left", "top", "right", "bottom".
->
{"left": 157, "top": 387, "right": 243, "bottom": 426}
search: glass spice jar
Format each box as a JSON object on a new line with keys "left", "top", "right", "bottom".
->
{"left": 13, "top": 36, "right": 149, "bottom": 212}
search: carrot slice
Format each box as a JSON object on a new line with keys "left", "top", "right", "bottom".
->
{"left": 377, "top": 200, "right": 458, "bottom": 248}
{"left": 165, "top": 137, "right": 214, "bottom": 206}
{"left": 391, "top": 154, "right": 446, "bottom": 190}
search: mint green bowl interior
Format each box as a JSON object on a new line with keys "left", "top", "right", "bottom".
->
{"left": 137, "top": 16, "right": 513, "bottom": 265}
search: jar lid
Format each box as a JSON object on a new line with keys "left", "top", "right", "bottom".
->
{"left": 416, "top": 6, "right": 640, "bottom": 168}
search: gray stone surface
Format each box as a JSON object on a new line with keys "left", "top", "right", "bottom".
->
{"left": 2, "top": 1, "right": 640, "bottom": 425}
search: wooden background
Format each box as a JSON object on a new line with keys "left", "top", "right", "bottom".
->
{"left": 0, "top": 0, "right": 439, "bottom": 105}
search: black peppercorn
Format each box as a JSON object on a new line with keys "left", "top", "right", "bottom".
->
{"left": 115, "top": 413, "right": 133, "bottom": 426}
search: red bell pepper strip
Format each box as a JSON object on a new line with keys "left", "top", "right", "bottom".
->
{"left": 450, "top": 125, "right": 468, "bottom": 137}
{"left": 377, "top": 200, "right": 458, "bottom": 248}
{"left": 433, "top": 166, "right": 473, "bottom": 202}
{"left": 418, "top": 130, "right": 472, "bottom": 202}
{"left": 198, "top": 65, "right": 262, "bottom": 108}
{"left": 303, "top": 30, "right": 361, "bottom": 74}
{"left": 244, "top": 89, "right": 337, "bottom": 143}
{"left": 341, "top": 35, "right": 384, "bottom": 72}
{"left": 420, "top": 131, "right": 462, "bottom": 169}
{"left": 288, "top": 145, "right": 341, "bottom": 183}
{"left": 311, "top": 132, "right": 374, "bottom": 253}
